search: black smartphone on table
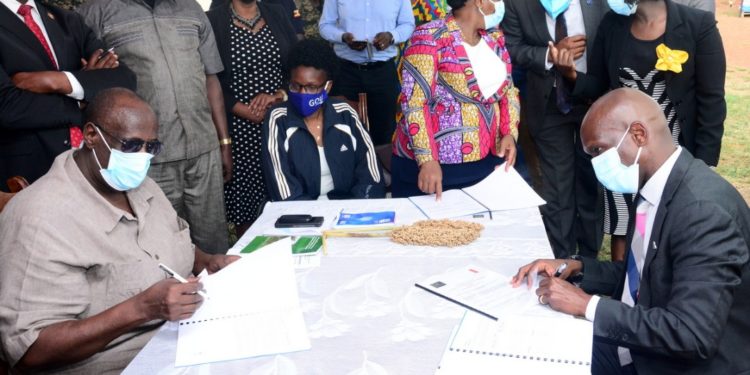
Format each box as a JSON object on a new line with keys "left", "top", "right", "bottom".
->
{"left": 274, "top": 214, "right": 324, "bottom": 228}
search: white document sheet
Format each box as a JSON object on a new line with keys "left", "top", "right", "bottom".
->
{"left": 415, "top": 265, "right": 566, "bottom": 320}
{"left": 408, "top": 190, "right": 489, "bottom": 220}
{"left": 436, "top": 312, "right": 592, "bottom": 374}
{"left": 175, "top": 238, "right": 311, "bottom": 366}
{"left": 462, "top": 163, "right": 546, "bottom": 211}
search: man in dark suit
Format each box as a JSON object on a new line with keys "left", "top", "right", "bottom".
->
{"left": 503, "top": 0, "right": 609, "bottom": 259}
{"left": 0, "top": 0, "right": 135, "bottom": 191}
{"left": 513, "top": 89, "right": 750, "bottom": 375}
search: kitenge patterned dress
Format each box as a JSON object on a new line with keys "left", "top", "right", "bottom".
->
{"left": 224, "top": 22, "right": 284, "bottom": 225}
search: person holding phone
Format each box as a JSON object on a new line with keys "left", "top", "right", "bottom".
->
{"left": 391, "top": 0, "right": 520, "bottom": 199}
{"left": 318, "top": 0, "right": 415, "bottom": 148}
{"left": 262, "top": 40, "right": 385, "bottom": 201}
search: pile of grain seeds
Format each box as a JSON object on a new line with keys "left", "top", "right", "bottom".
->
{"left": 391, "top": 219, "right": 484, "bottom": 247}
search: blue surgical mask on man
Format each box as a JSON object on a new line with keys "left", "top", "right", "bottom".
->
{"left": 288, "top": 81, "right": 331, "bottom": 118}
{"left": 479, "top": 0, "right": 505, "bottom": 30}
{"left": 591, "top": 124, "right": 643, "bottom": 194}
{"left": 539, "top": 0, "right": 571, "bottom": 19}
{"left": 91, "top": 126, "right": 154, "bottom": 191}
{"left": 607, "top": 0, "right": 638, "bottom": 16}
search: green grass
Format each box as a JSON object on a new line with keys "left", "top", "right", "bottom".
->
{"left": 717, "top": 67, "right": 750, "bottom": 202}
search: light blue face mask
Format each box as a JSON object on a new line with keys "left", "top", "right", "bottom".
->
{"left": 607, "top": 0, "right": 638, "bottom": 16}
{"left": 539, "top": 0, "right": 571, "bottom": 19}
{"left": 92, "top": 126, "right": 154, "bottom": 191}
{"left": 591, "top": 125, "right": 643, "bottom": 194}
{"left": 479, "top": 0, "right": 505, "bottom": 30}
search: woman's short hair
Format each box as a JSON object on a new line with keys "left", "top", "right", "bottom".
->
{"left": 288, "top": 39, "right": 340, "bottom": 81}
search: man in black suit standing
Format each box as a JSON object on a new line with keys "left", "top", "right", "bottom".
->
{"left": 0, "top": 0, "right": 135, "bottom": 190}
{"left": 513, "top": 89, "right": 750, "bottom": 375}
{"left": 503, "top": 0, "right": 609, "bottom": 259}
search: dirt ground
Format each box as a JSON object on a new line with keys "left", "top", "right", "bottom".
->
{"left": 717, "top": 0, "right": 750, "bottom": 69}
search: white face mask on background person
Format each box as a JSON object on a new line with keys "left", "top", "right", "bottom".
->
{"left": 91, "top": 126, "right": 154, "bottom": 191}
{"left": 590, "top": 124, "right": 643, "bottom": 194}
{"left": 478, "top": 0, "right": 505, "bottom": 30}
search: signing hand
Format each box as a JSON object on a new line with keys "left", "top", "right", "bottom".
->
{"left": 418, "top": 160, "right": 443, "bottom": 201}
{"left": 342, "top": 32, "right": 368, "bottom": 51}
{"left": 511, "top": 258, "right": 581, "bottom": 289}
{"left": 498, "top": 135, "right": 517, "bottom": 171}
{"left": 80, "top": 48, "right": 119, "bottom": 71}
{"left": 536, "top": 277, "right": 591, "bottom": 317}
{"left": 373, "top": 32, "right": 394, "bottom": 51}
{"left": 137, "top": 277, "right": 204, "bottom": 321}
{"left": 548, "top": 41, "right": 578, "bottom": 81}
{"left": 11, "top": 71, "right": 71, "bottom": 95}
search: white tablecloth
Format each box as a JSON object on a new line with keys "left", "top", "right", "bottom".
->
{"left": 123, "top": 199, "right": 553, "bottom": 375}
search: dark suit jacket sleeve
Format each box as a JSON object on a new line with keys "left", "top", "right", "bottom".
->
{"left": 571, "top": 13, "right": 612, "bottom": 99}
{"left": 691, "top": 12, "right": 725, "bottom": 166}
{"left": 65, "top": 10, "right": 136, "bottom": 101}
{"left": 0, "top": 66, "right": 82, "bottom": 131}
{"left": 580, "top": 257, "right": 625, "bottom": 296}
{"left": 592, "top": 200, "right": 747, "bottom": 360}
{"left": 502, "top": 0, "right": 548, "bottom": 74}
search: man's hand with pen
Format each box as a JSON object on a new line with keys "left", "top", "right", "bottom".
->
{"left": 511, "top": 258, "right": 592, "bottom": 317}
{"left": 136, "top": 276, "right": 205, "bottom": 322}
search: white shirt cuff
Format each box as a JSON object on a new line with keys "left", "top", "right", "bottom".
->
{"left": 63, "top": 71, "right": 85, "bottom": 101}
{"left": 585, "top": 295, "right": 600, "bottom": 322}
{"left": 544, "top": 47, "right": 553, "bottom": 71}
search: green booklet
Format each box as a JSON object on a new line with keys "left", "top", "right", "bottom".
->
{"left": 240, "top": 235, "right": 322, "bottom": 256}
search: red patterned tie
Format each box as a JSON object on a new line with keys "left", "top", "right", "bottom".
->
{"left": 17, "top": 4, "right": 83, "bottom": 148}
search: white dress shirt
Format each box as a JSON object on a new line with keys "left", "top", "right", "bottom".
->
{"left": 462, "top": 39, "right": 507, "bottom": 99}
{"left": 0, "top": 0, "right": 84, "bottom": 100}
{"left": 544, "top": 0, "right": 588, "bottom": 74}
{"left": 318, "top": 146, "right": 335, "bottom": 199}
{"left": 584, "top": 147, "right": 683, "bottom": 364}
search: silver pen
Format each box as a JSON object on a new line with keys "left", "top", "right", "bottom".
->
{"left": 158, "top": 263, "right": 208, "bottom": 298}
{"left": 553, "top": 262, "right": 568, "bottom": 278}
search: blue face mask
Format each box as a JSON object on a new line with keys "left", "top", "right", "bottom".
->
{"left": 92, "top": 126, "right": 154, "bottom": 191}
{"left": 289, "top": 82, "right": 330, "bottom": 118}
{"left": 591, "top": 125, "right": 643, "bottom": 194}
{"left": 607, "top": 0, "right": 638, "bottom": 16}
{"left": 479, "top": 0, "right": 505, "bottom": 30}
{"left": 539, "top": 0, "right": 571, "bottom": 19}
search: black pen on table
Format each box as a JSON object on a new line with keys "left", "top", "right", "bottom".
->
{"left": 158, "top": 263, "right": 208, "bottom": 298}
{"left": 553, "top": 262, "right": 568, "bottom": 278}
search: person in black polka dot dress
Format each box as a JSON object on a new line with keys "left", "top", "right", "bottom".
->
{"left": 207, "top": 0, "right": 298, "bottom": 235}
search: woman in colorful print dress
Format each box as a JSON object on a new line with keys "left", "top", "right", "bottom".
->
{"left": 392, "top": 0, "right": 520, "bottom": 199}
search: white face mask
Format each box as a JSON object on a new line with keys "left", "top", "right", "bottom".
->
{"left": 590, "top": 124, "right": 643, "bottom": 194}
{"left": 478, "top": 0, "right": 505, "bottom": 30}
{"left": 91, "top": 126, "right": 154, "bottom": 191}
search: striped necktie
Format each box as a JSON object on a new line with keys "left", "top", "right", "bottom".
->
{"left": 618, "top": 197, "right": 651, "bottom": 365}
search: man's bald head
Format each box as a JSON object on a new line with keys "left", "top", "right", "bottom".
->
{"left": 581, "top": 88, "right": 678, "bottom": 189}
{"left": 84, "top": 88, "right": 157, "bottom": 137}
{"left": 581, "top": 88, "right": 671, "bottom": 148}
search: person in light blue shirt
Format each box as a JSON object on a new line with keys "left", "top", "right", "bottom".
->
{"left": 319, "top": 0, "right": 415, "bottom": 147}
